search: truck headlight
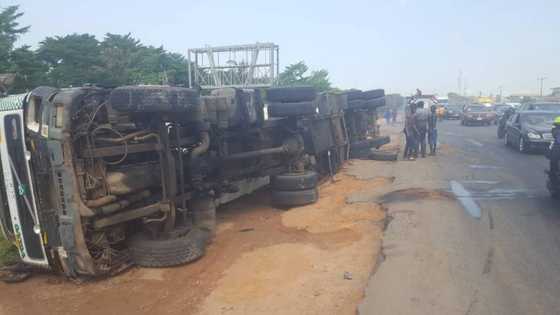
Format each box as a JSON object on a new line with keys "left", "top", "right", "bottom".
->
{"left": 527, "top": 132, "right": 541, "bottom": 139}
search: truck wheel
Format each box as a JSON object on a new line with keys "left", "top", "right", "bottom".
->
{"left": 266, "top": 87, "right": 317, "bottom": 103}
{"left": 271, "top": 188, "right": 319, "bottom": 207}
{"left": 361, "top": 89, "right": 385, "bottom": 99}
{"left": 109, "top": 85, "right": 199, "bottom": 112}
{"left": 268, "top": 101, "right": 316, "bottom": 117}
{"left": 127, "top": 228, "right": 210, "bottom": 268}
{"left": 345, "top": 89, "right": 363, "bottom": 101}
{"left": 363, "top": 97, "right": 385, "bottom": 109}
{"left": 271, "top": 171, "right": 318, "bottom": 191}
{"left": 347, "top": 99, "right": 366, "bottom": 110}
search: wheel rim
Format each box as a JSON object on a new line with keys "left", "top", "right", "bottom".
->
{"left": 519, "top": 137, "right": 525, "bottom": 152}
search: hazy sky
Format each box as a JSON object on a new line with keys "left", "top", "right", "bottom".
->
{"left": 5, "top": 0, "right": 560, "bottom": 96}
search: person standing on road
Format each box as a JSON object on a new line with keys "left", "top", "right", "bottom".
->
{"left": 428, "top": 105, "right": 438, "bottom": 155}
{"left": 548, "top": 117, "right": 560, "bottom": 184}
{"left": 413, "top": 101, "right": 429, "bottom": 158}
{"left": 384, "top": 109, "right": 392, "bottom": 125}
{"left": 404, "top": 102, "right": 418, "bottom": 160}
{"left": 392, "top": 107, "right": 398, "bottom": 124}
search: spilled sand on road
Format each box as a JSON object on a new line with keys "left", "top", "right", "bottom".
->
{"left": 0, "top": 163, "right": 389, "bottom": 315}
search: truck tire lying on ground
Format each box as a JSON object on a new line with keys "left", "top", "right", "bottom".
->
{"left": 350, "top": 136, "right": 391, "bottom": 151}
{"left": 369, "top": 149, "right": 398, "bottom": 161}
{"left": 266, "top": 86, "right": 317, "bottom": 103}
{"left": 271, "top": 188, "right": 319, "bottom": 207}
{"left": 109, "top": 85, "right": 200, "bottom": 112}
{"left": 271, "top": 171, "right": 319, "bottom": 191}
{"left": 268, "top": 101, "right": 317, "bottom": 117}
{"left": 127, "top": 228, "right": 210, "bottom": 268}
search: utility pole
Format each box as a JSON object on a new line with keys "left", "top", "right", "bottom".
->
{"left": 498, "top": 86, "right": 503, "bottom": 102}
{"left": 538, "top": 77, "right": 547, "bottom": 96}
{"left": 458, "top": 70, "right": 463, "bottom": 95}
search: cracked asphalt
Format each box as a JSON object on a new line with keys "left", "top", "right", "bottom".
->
{"left": 359, "top": 119, "right": 560, "bottom": 315}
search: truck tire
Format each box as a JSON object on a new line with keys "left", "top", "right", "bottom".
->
{"left": 369, "top": 149, "right": 398, "bottom": 161}
{"left": 271, "top": 171, "right": 318, "bottom": 191}
{"left": 127, "top": 228, "right": 209, "bottom": 268}
{"left": 348, "top": 99, "right": 366, "bottom": 109}
{"left": 109, "top": 85, "right": 199, "bottom": 112}
{"left": 271, "top": 188, "right": 319, "bottom": 207}
{"left": 345, "top": 89, "right": 363, "bottom": 101}
{"left": 266, "top": 87, "right": 317, "bottom": 103}
{"left": 363, "top": 97, "right": 385, "bottom": 109}
{"left": 268, "top": 101, "right": 316, "bottom": 117}
{"left": 350, "top": 136, "right": 391, "bottom": 151}
{"left": 361, "top": 89, "right": 385, "bottom": 99}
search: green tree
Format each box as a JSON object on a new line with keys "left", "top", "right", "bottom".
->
{"left": 37, "top": 34, "right": 103, "bottom": 87}
{"left": 0, "top": 5, "right": 29, "bottom": 72}
{"left": 99, "top": 33, "right": 142, "bottom": 86}
{"left": 9, "top": 45, "right": 47, "bottom": 93}
{"left": 278, "top": 61, "right": 331, "bottom": 91}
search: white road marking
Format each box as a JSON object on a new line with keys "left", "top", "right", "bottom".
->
{"left": 450, "top": 180, "right": 481, "bottom": 219}
{"left": 467, "top": 139, "right": 484, "bottom": 147}
{"left": 469, "top": 165, "right": 503, "bottom": 170}
{"left": 462, "top": 180, "right": 500, "bottom": 185}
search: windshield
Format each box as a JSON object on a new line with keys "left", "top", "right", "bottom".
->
{"left": 466, "top": 105, "right": 490, "bottom": 112}
{"left": 522, "top": 113, "right": 556, "bottom": 126}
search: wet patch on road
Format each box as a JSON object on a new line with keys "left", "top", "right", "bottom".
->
{"left": 379, "top": 188, "right": 454, "bottom": 203}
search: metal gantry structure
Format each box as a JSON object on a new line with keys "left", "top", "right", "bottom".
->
{"left": 188, "top": 43, "right": 279, "bottom": 90}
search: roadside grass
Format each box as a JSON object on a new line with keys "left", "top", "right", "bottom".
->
{"left": 0, "top": 235, "right": 18, "bottom": 266}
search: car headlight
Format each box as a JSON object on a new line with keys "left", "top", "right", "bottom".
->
{"left": 527, "top": 131, "right": 541, "bottom": 139}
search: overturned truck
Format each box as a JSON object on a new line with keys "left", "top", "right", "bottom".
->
{"left": 0, "top": 85, "right": 386, "bottom": 278}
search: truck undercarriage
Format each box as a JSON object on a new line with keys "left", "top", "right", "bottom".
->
{"left": 0, "top": 85, "right": 387, "bottom": 279}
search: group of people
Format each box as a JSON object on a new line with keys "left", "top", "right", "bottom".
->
{"left": 403, "top": 100, "right": 438, "bottom": 160}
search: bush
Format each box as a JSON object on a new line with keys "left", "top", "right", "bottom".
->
{"left": 0, "top": 235, "right": 18, "bottom": 266}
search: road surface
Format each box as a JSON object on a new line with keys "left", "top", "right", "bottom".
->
{"left": 359, "top": 119, "right": 560, "bottom": 315}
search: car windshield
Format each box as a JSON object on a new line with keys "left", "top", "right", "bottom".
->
{"left": 522, "top": 113, "right": 557, "bottom": 126}
{"left": 466, "top": 106, "right": 490, "bottom": 112}
{"left": 526, "top": 103, "right": 560, "bottom": 111}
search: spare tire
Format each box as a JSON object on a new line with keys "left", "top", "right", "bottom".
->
{"left": 127, "top": 228, "right": 209, "bottom": 267}
{"left": 271, "top": 188, "right": 319, "bottom": 207}
{"left": 268, "top": 101, "right": 317, "bottom": 117}
{"left": 271, "top": 171, "right": 318, "bottom": 191}
{"left": 109, "top": 85, "right": 199, "bottom": 112}
{"left": 361, "top": 89, "right": 385, "bottom": 99}
{"left": 266, "top": 87, "right": 317, "bottom": 103}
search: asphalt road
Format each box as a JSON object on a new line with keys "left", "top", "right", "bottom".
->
{"left": 359, "top": 119, "right": 560, "bottom": 315}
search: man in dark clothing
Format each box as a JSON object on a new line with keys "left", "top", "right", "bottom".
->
{"left": 428, "top": 105, "right": 438, "bottom": 155}
{"left": 404, "top": 102, "right": 417, "bottom": 160}
{"left": 413, "top": 101, "right": 429, "bottom": 158}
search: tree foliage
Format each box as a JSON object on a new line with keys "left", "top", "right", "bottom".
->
{"left": 278, "top": 61, "right": 331, "bottom": 91}
{"left": 0, "top": 7, "right": 331, "bottom": 94}
{"left": 0, "top": 5, "right": 29, "bottom": 72}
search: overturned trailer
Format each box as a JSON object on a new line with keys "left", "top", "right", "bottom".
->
{"left": 0, "top": 85, "right": 386, "bottom": 278}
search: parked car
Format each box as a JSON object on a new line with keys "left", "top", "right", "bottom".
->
{"left": 503, "top": 110, "right": 557, "bottom": 153}
{"left": 444, "top": 105, "right": 463, "bottom": 119}
{"left": 461, "top": 104, "right": 496, "bottom": 126}
{"left": 517, "top": 102, "right": 560, "bottom": 112}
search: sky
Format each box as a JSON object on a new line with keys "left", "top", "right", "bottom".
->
{"left": 4, "top": 0, "right": 560, "bottom": 96}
